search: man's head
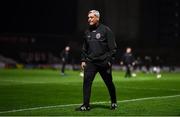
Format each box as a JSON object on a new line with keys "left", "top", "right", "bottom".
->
{"left": 88, "top": 10, "right": 100, "bottom": 26}
{"left": 65, "top": 46, "right": 70, "bottom": 51}
{"left": 126, "top": 47, "right": 132, "bottom": 53}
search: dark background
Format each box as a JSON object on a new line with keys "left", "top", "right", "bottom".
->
{"left": 0, "top": 0, "right": 180, "bottom": 65}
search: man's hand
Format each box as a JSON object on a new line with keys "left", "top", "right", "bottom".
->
{"left": 108, "top": 62, "right": 111, "bottom": 66}
{"left": 62, "top": 58, "right": 65, "bottom": 62}
{"left": 81, "top": 62, "right": 86, "bottom": 70}
{"left": 132, "top": 62, "right": 135, "bottom": 66}
{"left": 120, "top": 61, "right": 123, "bottom": 65}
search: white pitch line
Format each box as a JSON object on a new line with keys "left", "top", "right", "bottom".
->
{"left": 0, "top": 94, "right": 180, "bottom": 114}
{"left": 120, "top": 86, "right": 180, "bottom": 91}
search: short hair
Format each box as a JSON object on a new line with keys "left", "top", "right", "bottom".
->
{"left": 88, "top": 10, "right": 100, "bottom": 18}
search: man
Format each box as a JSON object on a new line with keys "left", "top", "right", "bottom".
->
{"left": 120, "top": 47, "right": 135, "bottom": 78}
{"left": 76, "top": 10, "right": 117, "bottom": 111}
{"left": 153, "top": 56, "right": 162, "bottom": 78}
{"left": 60, "top": 46, "right": 71, "bottom": 75}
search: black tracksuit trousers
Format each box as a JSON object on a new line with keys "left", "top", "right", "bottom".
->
{"left": 83, "top": 62, "right": 117, "bottom": 106}
{"left": 125, "top": 64, "right": 132, "bottom": 78}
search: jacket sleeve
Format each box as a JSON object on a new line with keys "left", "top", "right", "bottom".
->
{"left": 60, "top": 50, "right": 64, "bottom": 58}
{"left": 81, "top": 34, "right": 88, "bottom": 62}
{"left": 106, "top": 27, "right": 117, "bottom": 62}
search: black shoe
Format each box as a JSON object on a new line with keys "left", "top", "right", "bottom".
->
{"left": 110, "top": 103, "right": 117, "bottom": 110}
{"left": 75, "top": 105, "right": 90, "bottom": 111}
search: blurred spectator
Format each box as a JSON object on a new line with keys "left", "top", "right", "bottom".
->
{"left": 135, "top": 56, "right": 143, "bottom": 72}
{"left": 60, "top": 46, "right": 71, "bottom": 75}
{"left": 120, "top": 47, "right": 136, "bottom": 78}
{"left": 152, "top": 56, "right": 162, "bottom": 78}
{"left": 144, "top": 55, "right": 152, "bottom": 73}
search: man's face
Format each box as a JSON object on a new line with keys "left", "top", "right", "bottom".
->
{"left": 65, "top": 46, "right": 70, "bottom": 51}
{"left": 126, "top": 48, "right": 131, "bottom": 53}
{"left": 88, "top": 13, "right": 99, "bottom": 26}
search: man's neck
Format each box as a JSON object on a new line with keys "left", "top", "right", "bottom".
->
{"left": 89, "top": 23, "right": 100, "bottom": 31}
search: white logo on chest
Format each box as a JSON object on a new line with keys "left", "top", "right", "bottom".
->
{"left": 96, "top": 33, "right": 101, "bottom": 39}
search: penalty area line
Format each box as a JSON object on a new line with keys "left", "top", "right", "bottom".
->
{"left": 0, "top": 94, "right": 180, "bottom": 114}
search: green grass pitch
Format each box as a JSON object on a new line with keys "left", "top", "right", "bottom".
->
{"left": 0, "top": 69, "right": 180, "bottom": 116}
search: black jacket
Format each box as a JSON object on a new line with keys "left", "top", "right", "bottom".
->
{"left": 122, "top": 52, "right": 135, "bottom": 65}
{"left": 61, "top": 50, "right": 71, "bottom": 63}
{"left": 81, "top": 24, "right": 117, "bottom": 63}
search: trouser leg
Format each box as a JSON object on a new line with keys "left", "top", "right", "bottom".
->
{"left": 61, "top": 62, "right": 66, "bottom": 73}
{"left": 125, "top": 65, "right": 131, "bottom": 78}
{"left": 127, "top": 65, "right": 131, "bottom": 77}
{"left": 83, "top": 64, "right": 97, "bottom": 106}
{"left": 99, "top": 65, "right": 117, "bottom": 103}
